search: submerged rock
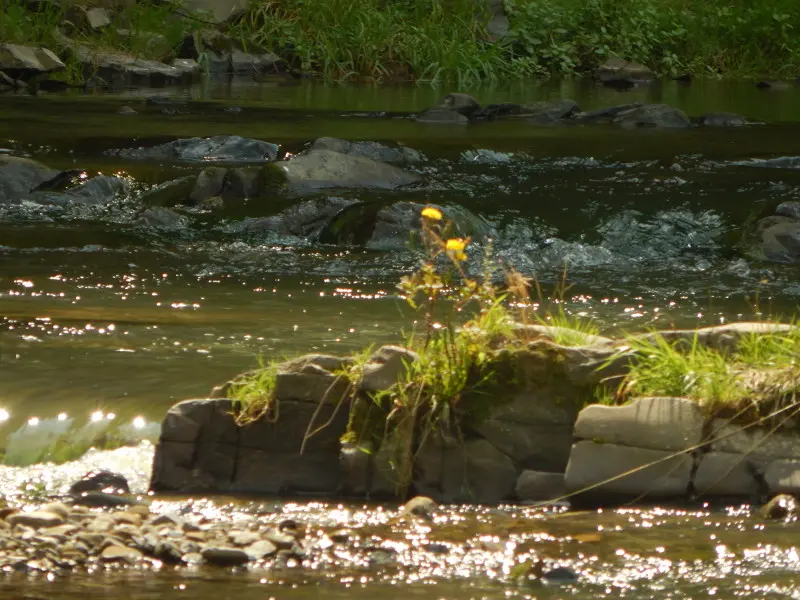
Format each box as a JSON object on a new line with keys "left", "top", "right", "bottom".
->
{"left": 111, "top": 136, "right": 280, "bottom": 163}
{"left": 523, "top": 99, "right": 580, "bottom": 125}
{"left": 308, "top": 137, "right": 424, "bottom": 165}
{"left": 69, "top": 470, "right": 130, "bottom": 496}
{"left": 760, "top": 494, "right": 798, "bottom": 519}
{"left": 416, "top": 108, "right": 470, "bottom": 125}
{"left": 274, "top": 149, "right": 422, "bottom": 189}
{"left": 696, "top": 112, "right": 749, "bottom": 127}
{"left": 0, "top": 155, "right": 59, "bottom": 203}
{"left": 612, "top": 104, "right": 691, "bottom": 129}
{"left": 751, "top": 216, "right": 800, "bottom": 263}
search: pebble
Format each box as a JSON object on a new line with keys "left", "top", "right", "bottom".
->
{"left": 201, "top": 547, "right": 251, "bottom": 567}
{"left": 7, "top": 511, "right": 65, "bottom": 529}
{"left": 399, "top": 496, "right": 437, "bottom": 520}
{"left": 117, "top": 106, "right": 138, "bottom": 115}
{"left": 246, "top": 539, "right": 277, "bottom": 560}
{"left": 87, "top": 516, "right": 115, "bottom": 533}
{"left": 229, "top": 530, "right": 260, "bottom": 546}
{"left": 185, "top": 530, "right": 207, "bottom": 543}
{"left": 150, "top": 513, "right": 182, "bottom": 527}
{"left": 114, "top": 512, "right": 143, "bottom": 526}
{"left": 264, "top": 529, "right": 296, "bottom": 549}
{"left": 100, "top": 544, "right": 143, "bottom": 563}
{"left": 69, "top": 471, "right": 131, "bottom": 496}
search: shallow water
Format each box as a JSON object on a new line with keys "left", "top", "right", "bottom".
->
{"left": 1, "top": 77, "right": 800, "bottom": 597}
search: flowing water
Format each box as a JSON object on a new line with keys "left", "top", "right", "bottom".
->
{"left": 2, "top": 78, "right": 800, "bottom": 598}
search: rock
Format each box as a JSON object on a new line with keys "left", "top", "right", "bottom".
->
{"left": 309, "top": 138, "right": 424, "bottom": 165}
{"left": 573, "top": 103, "right": 643, "bottom": 123}
{"left": 472, "top": 418, "right": 574, "bottom": 472}
{"left": 697, "top": 113, "right": 748, "bottom": 127}
{"left": 229, "top": 530, "right": 260, "bottom": 546}
{"left": 339, "top": 441, "right": 371, "bottom": 496}
{"left": 0, "top": 44, "right": 65, "bottom": 77}
{"left": 233, "top": 445, "right": 343, "bottom": 495}
{"left": 113, "top": 512, "right": 142, "bottom": 526}
{"left": 573, "top": 397, "right": 704, "bottom": 452}
{"left": 230, "top": 49, "right": 280, "bottom": 74}
{"left": 246, "top": 539, "right": 277, "bottom": 559}
{"left": 754, "top": 217, "right": 800, "bottom": 263}
{"left": 67, "top": 43, "right": 193, "bottom": 85}
{"left": 86, "top": 515, "right": 115, "bottom": 533}
{"left": 0, "top": 156, "right": 59, "bottom": 203}
{"left": 594, "top": 58, "right": 654, "bottom": 88}
{"left": 6, "top": 511, "right": 65, "bottom": 529}
{"left": 776, "top": 202, "right": 800, "bottom": 220}
{"left": 136, "top": 207, "right": 187, "bottom": 230}
{"left": 760, "top": 494, "right": 797, "bottom": 519}
{"left": 359, "top": 345, "right": 419, "bottom": 393}
{"left": 756, "top": 80, "right": 792, "bottom": 91}
{"left": 564, "top": 441, "right": 693, "bottom": 501}
{"left": 71, "top": 491, "right": 140, "bottom": 508}
{"left": 202, "top": 546, "right": 251, "bottom": 566}
{"left": 271, "top": 353, "right": 352, "bottom": 405}
{"left": 69, "top": 470, "right": 130, "bottom": 496}
{"left": 39, "top": 502, "right": 70, "bottom": 521}
{"left": 436, "top": 93, "right": 481, "bottom": 117}
{"left": 693, "top": 452, "right": 763, "bottom": 499}
{"left": 515, "top": 471, "right": 566, "bottom": 502}
{"left": 100, "top": 544, "right": 142, "bottom": 563}
{"left": 117, "top": 105, "right": 137, "bottom": 115}
{"left": 180, "top": 0, "right": 250, "bottom": 24}
{"left": 613, "top": 104, "right": 691, "bottom": 129}
{"left": 765, "top": 460, "right": 800, "bottom": 495}
{"left": 523, "top": 99, "right": 580, "bottom": 125}
{"left": 234, "top": 197, "right": 358, "bottom": 239}
{"left": 416, "top": 108, "right": 469, "bottom": 125}
{"left": 274, "top": 149, "right": 422, "bottom": 189}
{"left": 171, "top": 58, "right": 201, "bottom": 77}
{"left": 399, "top": 496, "right": 437, "bottom": 520}
{"left": 32, "top": 174, "right": 130, "bottom": 207}
{"left": 65, "top": 6, "right": 112, "bottom": 31}
{"left": 634, "top": 323, "right": 798, "bottom": 355}
{"left": 111, "top": 136, "right": 279, "bottom": 164}
{"left": 710, "top": 419, "right": 800, "bottom": 460}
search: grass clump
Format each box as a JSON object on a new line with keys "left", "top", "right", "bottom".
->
{"left": 227, "top": 358, "right": 280, "bottom": 425}
{"left": 615, "top": 324, "right": 800, "bottom": 421}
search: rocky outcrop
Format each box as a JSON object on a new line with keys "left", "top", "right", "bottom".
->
{"left": 152, "top": 323, "right": 800, "bottom": 506}
{"left": 308, "top": 137, "right": 424, "bottom": 165}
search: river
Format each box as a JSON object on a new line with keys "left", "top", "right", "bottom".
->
{"left": 1, "top": 78, "right": 800, "bottom": 598}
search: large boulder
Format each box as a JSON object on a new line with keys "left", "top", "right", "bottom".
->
{"left": 0, "top": 156, "right": 59, "bottom": 203}
{"left": 753, "top": 216, "right": 800, "bottom": 263}
{"left": 31, "top": 175, "right": 130, "bottom": 206}
{"left": 274, "top": 149, "right": 422, "bottom": 190}
{"left": 111, "top": 136, "right": 280, "bottom": 164}
{"left": 612, "top": 104, "right": 691, "bottom": 129}
{"left": 308, "top": 137, "right": 424, "bottom": 165}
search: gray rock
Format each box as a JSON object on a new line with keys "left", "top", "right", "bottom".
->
{"left": 613, "top": 104, "right": 691, "bottom": 129}
{"left": 573, "top": 397, "right": 704, "bottom": 452}
{"left": 0, "top": 156, "right": 59, "bottom": 203}
{"left": 436, "top": 93, "right": 481, "bottom": 116}
{"left": 633, "top": 322, "right": 799, "bottom": 355}
{"left": 233, "top": 448, "right": 342, "bottom": 495}
{"left": 417, "top": 108, "right": 469, "bottom": 125}
{"left": 472, "top": 419, "right": 573, "bottom": 472}
{"left": 523, "top": 99, "right": 580, "bottom": 125}
{"left": 202, "top": 546, "right": 250, "bottom": 566}
{"left": 136, "top": 207, "right": 187, "bottom": 230}
{"left": 229, "top": 530, "right": 260, "bottom": 546}
{"left": 693, "top": 452, "right": 762, "bottom": 498}
{"left": 765, "top": 459, "right": 800, "bottom": 495}
{"left": 65, "top": 6, "right": 112, "bottom": 31}
{"left": 112, "top": 136, "right": 279, "bottom": 164}
{"left": 246, "top": 539, "right": 277, "bottom": 559}
{"left": 0, "top": 44, "right": 64, "bottom": 77}
{"left": 756, "top": 217, "right": 800, "bottom": 263}
{"left": 180, "top": 0, "right": 250, "bottom": 24}
{"left": 760, "top": 494, "right": 798, "bottom": 519}
{"left": 777, "top": 202, "right": 800, "bottom": 220}
{"left": 274, "top": 149, "right": 422, "bottom": 189}
{"left": 564, "top": 441, "right": 693, "bottom": 500}
{"left": 515, "top": 470, "right": 566, "bottom": 502}
{"left": 100, "top": 544, "right": 142, "bottom": 563}
{"left": 309, "top": 137, "right": 424, "bottom": 165}
{"left": 439, "top": 438, "right": 518, "bottom": 503}
{"left": 573, "top": 103, "right": 643, "bottom": 123}
{"left": 359, "top": 345, "right": 419, "bottom": 393}
{"left": 487, "top": 13, "right": 509, "bottom": 40}
{"left": 171, "top": 58, "right": 201, "bottom": 77}
{"left": 594, "top": 58, "right": 654, "bottom": 86}
{"left": 230, "top": 49, "right": 280, "bottom": 74}
{"left": 33, "top": 174, "right": 129, "bottom": 206}
{"left": 339, "top": 441, "right": 371, "bottom": 496}
{"left": 399, "top": 496, "right": 437, "bottom": 520}
{"left": 712, "top": 420, "right": 800, "bottom": 461}
{"left": 235, "top": 197, "right": 357, "bottom": 238}
{"left": 6, "top": 511, "right": 65, "bottom": 529}
{"left": 697, "top": 113, "right": 748, "bottom": 127}
{"left": 272, "top": 354, "right": 351, "bottom": 406}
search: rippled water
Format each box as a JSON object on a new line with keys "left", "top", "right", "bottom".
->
{"left": 2, "top": 78, "right": 800, "bottom": 598}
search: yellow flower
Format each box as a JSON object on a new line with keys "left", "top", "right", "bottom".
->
{"left": 445, "top": 237, "right": 469, "bottom": 262}
{"left": 421, "top": 206, "right": 443, "bottom": 221}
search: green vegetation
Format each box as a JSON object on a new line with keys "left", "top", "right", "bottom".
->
{"left": 615, "top": 325, "right": 800, "bottom": 420}
{"left": 3, "top": 0, "right": 800, "bottom": 85}
{"left": 227, "top": 358, "right": 280, "bottom": 425}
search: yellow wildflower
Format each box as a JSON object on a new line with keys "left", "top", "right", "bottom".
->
{"left": 421, "top": 206, "right": 443, "bottom": 221}
{"left": 445, "top": 237, "right": 469, "bottom": 262}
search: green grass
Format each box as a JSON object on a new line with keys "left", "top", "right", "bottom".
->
{"left": 227, "top": 357, "right": 280, "bottom": 425}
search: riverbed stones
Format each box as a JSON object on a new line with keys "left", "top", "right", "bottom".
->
{"left": 274, "top": 149, "right": 423, "bottom": 189}
{"left": 564, "top": 441, "right": 694, "bottom": 500}
{"left": 613, "top": 104, "right": 691, "bottom": 129}
{"left": 573, "top": 397, "right": 704, "bottom": 452}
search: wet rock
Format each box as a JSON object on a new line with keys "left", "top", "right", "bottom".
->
{"left": 574, "top": 397, "right": 704, "bottom": 452}
{"left": 234, "top": 197, "right": 357, "bottom": 238}
{"left": 100, "top": 544, "right": 142, "bottom": 563}
{"left": 246, "top": 539, "right": 277, "bottom": 559}
{"left": 0, "top": 155, "right": 59, "bottom": 203}
{"left": 230, "top": 49, "right": 280, "bottom": 74}
{"left": 202, "top": 546, "right": 250, "bottom": 566}
{"left": 112, "top": 135, "right": 279, "bottom": 164}
{"left": 399, "top": 496, "right": 437, "bottom": 520}
{"left": 710, "top": 418, "right": 800, "bottom": 460}
{"left": 339, "top": 441, "right": 371, "bottom": 496}
{"left": 765, "top": 459, "right": 800, "bottom": 495}
{"left": 117, "top": 105, "right": 137, "bottom": 115}
{"left": 416, "top": 108, "right": 469, "bottom": 125}
{"left": 0, "top": 44, "right": 65, "bottom": 78}
{"left": 754, "top": 217, "right": 800, "bottom": 263}
{"left": 573, "top": 103, "right": 643, "bottom": 123}
{"left": 697, "top": 112, "right": 748, "bottom": 127}
{"left": 309, "top": 137, "right": 424, "bottom": 165}
{"left": 136, "top": 207, "right": 187, "bottom": 230}
{"left": 760, "top": 494, "right": 798, "bottom": 519}
{"left": 693, "top": 452, "right": 763, "bottom": 499}
{"left": 471, "top": 103, "right": 523, "bottom": 121}
{"left": 233, "top": 444, "right": 343, "bottom": 495}
{"left": 72, "top": 491, "right": 140, "bottom": 508}
{"left": 359, "top": 345, "right": 418, "bottom": 393}
{"left": 171, "top": 58, "right": 201, "bottom": 78}
{"left": 515, "top": 470, "right": 566, "bottom": 502}
{"left": 523, "top": 99, "right": 580, "bottom": 125}
{"left": 613, "top": 104, "right": 691, "bottom": 129}
{"left": 564, "top": 441, "right": 693, "bottom": 501}
{"left": 436, "top": 93, "right": 481, "bottom": 117}
{"left": 86, "top": 515, "right": 116, "bottom": 533}
{"left": 7, "top": 511, "right": 65, "bottom": 529}
{"left": 594, "top": 58, "right": 654, "bottom": 88}
{"left": 274, "top": 149, "right": 422, "bottom": 190}
{"left": 69, "top": 470, "right": 130, "bottom": 496}
{"left": 777, "top": 202, "right": 800, "bottom": 220}
{"left": 32, "top": 174, "right": 130, "bottom": 207}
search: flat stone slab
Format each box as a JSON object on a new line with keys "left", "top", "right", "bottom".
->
{"left": 574, "top": 397, "right": 704, "bottom": 451}
{"left": 693, "top": 452, "right": 762, "bottom": 498}
{"left": 765, "top": 459, "right": 800, "bottom": 495}
{"left": 515, "top": 470, "right": 566, "bottom": 502}
{"left": 711, "top": 420, "right": 800, "bottom": 460}
{"left": 564, "top": 441, "right": 693, "bottom": 499}
{"left": 472, "top": 419, "right": 573, "bottom": 472}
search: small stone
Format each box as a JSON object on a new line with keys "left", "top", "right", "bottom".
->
{"left": 229, "top": 530, "right": 260, "bottom": 546}
{"left": 0, "top": 508, "right": 20, "bottom": 520}
{"left": 100, "top": 544, "right": 143, "bottom": 563}
{"left": 201, "top": 546, "right": 251, "bottom": 566}
{"left": 329, "top": 529, "right": 352, "bottom": 544}
{"left": 760, "top": 494, "right": 798, "bottom": 520}
{"left": 69, "top": 471, "right": 130, "bottom": 496}
{"left": 112, "top": 524, "right": 141, "bottom": 538}
{"left": 72, "top": 491, "right": 139, "bottom": 508}
{"left": 185, "top": 531, "right": 207, "bottom": 543}
{"left": 7, "top": 511, "right": 65, "bottom": 529}
{"left": 40, "top": 502, "right": 70, "bottom": 521}
{"left": 114, "top": 512, "right": 142, "bottom": 526}
{"left": 399, "top": 496, "right": 437, "bottom": 520}
{"left": 263, "top": 529, "right": 296, "bottom": 549}
{"left": 86, "top": 516, "right": 115, "bottom": 533}
{"left": 40, "top": 524, "right": 79, "bottom": 539}
{"left": 183, "top": 552, "right": 203, "bottom": 564}
{"left": 129, "top": 505, "right": 151, "bottom": 517}
{"left": 149, "top": 513, "right": 182, "bottom": 527}
{"left": 245, "top": 539, "right": 277, "bottom": 560}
